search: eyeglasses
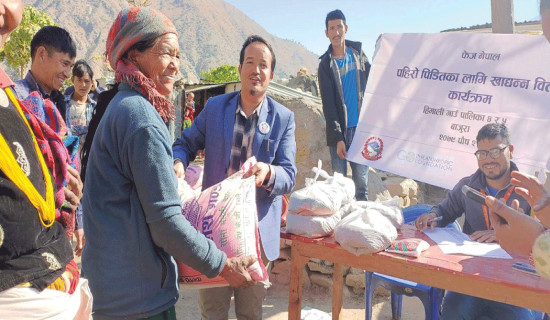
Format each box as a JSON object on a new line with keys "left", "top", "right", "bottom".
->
{"left": 474, "top": 145, "right": 509, "bottom": 161}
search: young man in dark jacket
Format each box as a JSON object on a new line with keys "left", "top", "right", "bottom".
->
{"left": 318, "top": 9, "right": 371, "bottom": 201}
{"left": 415, "top": 123, "right": 537, "bottom": 320}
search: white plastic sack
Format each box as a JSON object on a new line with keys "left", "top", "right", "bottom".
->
{"left": 177, "top": 157, "right": 268, "bottom": 288}
{"left": 184, "top": 164, "right": 203, "bottom": 190}
{"left": 177, "top": 177, "right": 201, "bottom": 204}
{"left": 329, "top": 171, "right": 355, "bottom": 205}
{"left": 285, "top": 211, "right": 341, "bottom": 238}
{"left": 301, "top": 307, "right": 331, "bottom": 320}
{"left": 334, "top": 200, "right": 402, "bottom": 256}
{"left": 339, "top": 197, "right": 404, "bottom": 228}
{"left": 289, "top": 160, "right": 355, "bottom": 216}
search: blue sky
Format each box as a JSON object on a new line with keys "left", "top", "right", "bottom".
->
{"left": 224, "top": 0, "right": 540, "bottom": 60}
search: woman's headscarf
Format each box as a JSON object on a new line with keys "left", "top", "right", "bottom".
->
{"left": 106, "top": 6, "right": 178, "bottom": 121}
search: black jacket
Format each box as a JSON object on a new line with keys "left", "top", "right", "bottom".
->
{"left": 318, "top": 40, "right": 371, "bottom": 146}
{"left": 0, "top": 87, "right": 72, "bottom": 292}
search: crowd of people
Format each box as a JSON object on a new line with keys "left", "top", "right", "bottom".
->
{"left": 0, "top": 1, "right": 549, "bottom": 319}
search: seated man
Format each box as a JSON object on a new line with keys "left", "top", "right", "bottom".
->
{"left": 415, "top": 123, "right": 536, "bottom": 320}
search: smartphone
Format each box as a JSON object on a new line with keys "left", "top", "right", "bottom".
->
{"left": 462, "top": 185, "right": 508, "bottom": 224}
{"left": 512, "top": 262, "right": 539, "bottom": 276}
{"left": 461, "top": 185, "right": 487, "bottom": 205}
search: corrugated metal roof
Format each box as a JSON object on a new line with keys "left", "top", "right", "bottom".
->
{"left": 267, "top": 82, "right": 321, "bottom": 101}
{"left": 185, "top": 83, "right": 229, "bottom": 92}
{"left": 181, "top": 81, "right": 320, "bottom": 101}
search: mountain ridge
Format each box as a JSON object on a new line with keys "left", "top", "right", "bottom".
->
{"left": 28, "top": 0, "right": 319, "bottom": 82}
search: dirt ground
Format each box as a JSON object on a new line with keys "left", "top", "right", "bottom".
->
{"left": 75, "top": 242, "right": 424, "bottom": 320}
{"left": 175, "top": 281, "right": 425, "bottom": 320}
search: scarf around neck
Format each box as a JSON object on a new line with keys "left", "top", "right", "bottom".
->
{"left": 106, "top": 6, "right": 178, "bottom": 122}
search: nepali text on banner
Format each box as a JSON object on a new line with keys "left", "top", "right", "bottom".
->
{"left": 347, "top": 33, "right": 550, "bottom": 190}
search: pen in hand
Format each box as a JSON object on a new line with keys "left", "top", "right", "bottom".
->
{"left": 419, "top": 216, "right": 443, "bottom": 226}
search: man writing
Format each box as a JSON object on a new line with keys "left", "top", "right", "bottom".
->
{"left": 173, "top": 35, "right": 297, "bottom": 320}
{"left": 318, "top": 9, "right": 371, "bottom": 201}
{"left": 415, "top": 123, "right": 536, "bottom": 320}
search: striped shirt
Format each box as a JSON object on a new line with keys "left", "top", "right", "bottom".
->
{"left": 227, "top": 96, "right": 263, "bottom": 175}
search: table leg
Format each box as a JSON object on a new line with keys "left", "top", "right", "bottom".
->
{"left": 332, "top": 263, "right": 344, "bottom": 320}
{"left": 288, "top": 243, "right": 310, "bottom": 320}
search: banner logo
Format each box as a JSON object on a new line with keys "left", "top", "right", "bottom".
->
{"left": 362, "top": 137, "right": 384, "bottom": 161}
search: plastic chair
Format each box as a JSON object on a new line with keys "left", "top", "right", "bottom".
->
{"left": 365, "top": 204, "right": 457, "bottom": 320}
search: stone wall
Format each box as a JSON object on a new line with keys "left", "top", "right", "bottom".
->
{"left": 285, "top": 74, "right": 319, "bottom": 96}
{"left": 269, "top": 94, "right": 331, "bottom": 191}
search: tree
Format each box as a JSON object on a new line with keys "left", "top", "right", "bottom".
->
{"left": 0, "top": 6, "right": 56, "bottom": 79}
{"left": 200, "top": 65, "right": 240, "bottom": 83}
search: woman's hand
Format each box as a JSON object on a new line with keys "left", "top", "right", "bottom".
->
{"left": 219, "top": 255, "right": 257, "bottom": 289}
{"left": 511, "top": 171, "right": 550, "bottom": 227}
{"left": 487, "top": 196, "right": 545, "bottom": 257}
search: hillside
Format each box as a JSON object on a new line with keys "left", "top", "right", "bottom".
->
{"left": 28, "top": 0, "right": 319, "bottom": 81}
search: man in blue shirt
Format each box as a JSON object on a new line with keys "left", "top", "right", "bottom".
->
{"left": 318, "top": 9, "right": 371, "bottom": 201}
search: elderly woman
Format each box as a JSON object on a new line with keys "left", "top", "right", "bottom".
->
{"left": 80, "top": 7, "right": 255, "bottom": 319}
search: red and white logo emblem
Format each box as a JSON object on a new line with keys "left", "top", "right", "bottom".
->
{"left": 361, "top": 136, "right": 384, "bottom": 161}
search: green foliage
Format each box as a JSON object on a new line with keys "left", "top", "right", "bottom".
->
{"left": 200, "top": 64, "right": 240, "bottom": 83}
{"left": 62, "top": 78, "right": 73, "bottom": 94}
{"left": 2, "top": 5, "right": 56, "bottom": 79}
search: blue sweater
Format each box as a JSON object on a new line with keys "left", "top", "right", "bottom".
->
{"left": 82, "top": 83, "right": 225, "bottom": 319}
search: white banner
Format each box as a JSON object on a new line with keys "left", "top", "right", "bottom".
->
{"left": 348, "top": 33, "right": 550, "bottom": 190}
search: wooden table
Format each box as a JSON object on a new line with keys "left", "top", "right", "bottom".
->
{"left": 283, "top": 225, "right": 550, "bottom": 320}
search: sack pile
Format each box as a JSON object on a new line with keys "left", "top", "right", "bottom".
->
{"left": 286, "top": 160, "right": 354, "bottom": 237}
{"left": 334, "top": 198, "right": 404, "bottom": 255}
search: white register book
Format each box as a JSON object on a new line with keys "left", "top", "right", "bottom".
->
{"left": 424, "top": 227, "right": 512, "bottom": 259}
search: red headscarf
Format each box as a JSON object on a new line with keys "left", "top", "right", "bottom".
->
{"left": 106, "top": 6, "right": 178, "bottom": 121}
